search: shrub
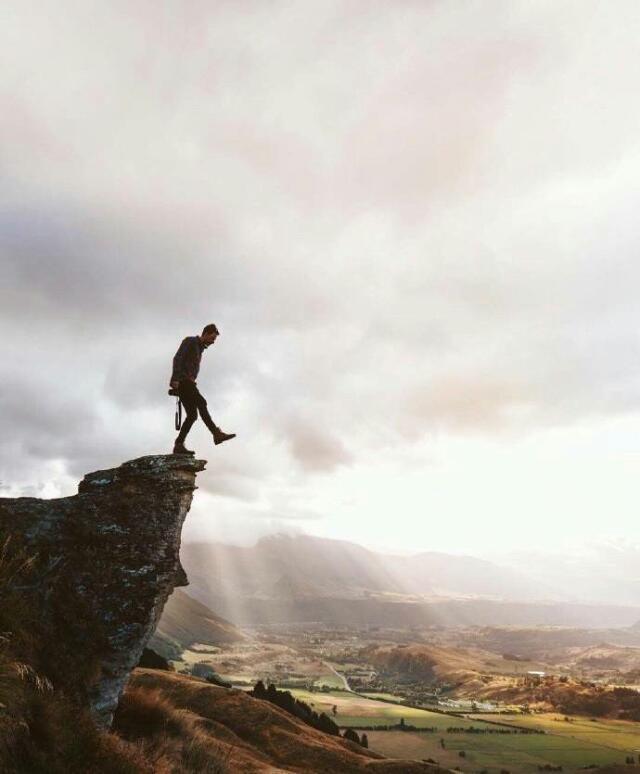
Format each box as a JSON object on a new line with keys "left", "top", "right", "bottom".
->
{"left": 343, "top": 728, "right": 361, "bottom": 744}
{"left": 113, "top": 685, "right": 190, "bottom": 740}
{"left": 137, "top": 648, "right": 173, "bottom": 671}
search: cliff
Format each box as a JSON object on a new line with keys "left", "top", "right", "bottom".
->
{"left": 0, "top": 453, "right": 205, "bottom": 729}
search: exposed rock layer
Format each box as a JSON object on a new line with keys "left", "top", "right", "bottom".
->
{"left": 0, "top": 454, "right": 205, "bottom": 728}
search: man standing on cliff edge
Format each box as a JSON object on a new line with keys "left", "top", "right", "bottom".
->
{"left": 169, "top": 323, "right": 236, "bottom": 455}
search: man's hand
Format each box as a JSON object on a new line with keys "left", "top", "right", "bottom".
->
{"left": 170, "top": 380, "right": 180, "bottom": 390}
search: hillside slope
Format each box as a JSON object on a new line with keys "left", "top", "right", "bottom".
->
{"left": 361, "top": 642, "right": 534, "bottom": 687}
{"left": 151, "top": 588, "right": 244, "bottom": 658}
{"left": 122, "top": 668, "right": 446, "bottom": 773}
{"left": 363, "top": 643, "right": 640, "bottom": 718}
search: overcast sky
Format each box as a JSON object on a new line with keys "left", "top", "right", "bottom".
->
{"left": 2, "top": 1, "right": 640, "bottom": 557}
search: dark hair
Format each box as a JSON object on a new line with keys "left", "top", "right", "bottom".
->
{"left": 202, "top": 323, "right": 219, "bottom": 336}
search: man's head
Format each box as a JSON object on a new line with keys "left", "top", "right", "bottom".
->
{"left": 200, "top": 323, "right": 219, "bottom": 347}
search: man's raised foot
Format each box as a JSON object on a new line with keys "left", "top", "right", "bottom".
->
{"left": 213, "top": 428, "right": 236, "bottom": 446}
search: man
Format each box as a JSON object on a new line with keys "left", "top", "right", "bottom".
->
{"left": 169, "top": 323, "right": 236, "bottom": 454}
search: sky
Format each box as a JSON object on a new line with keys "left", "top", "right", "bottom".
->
{"left": 1, "top": 1, "right": 640, "bottom": 558}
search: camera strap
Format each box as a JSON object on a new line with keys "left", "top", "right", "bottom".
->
{"left": 175, "top": 397, "right": 182, "bottom": 430}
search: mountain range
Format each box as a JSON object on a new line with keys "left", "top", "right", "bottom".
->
{"left": 181, "top": 534, "right": 640, "bottom": 629}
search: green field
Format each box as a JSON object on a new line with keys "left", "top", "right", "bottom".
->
{"left": 312, "top": 672, "right": 346, "bottom": 690}
{"left": 290, "top": 689, "right": 475, "bottom": 729}
{"left": 289, "top": 690, "right": 640, "bottom": 771}
{"left": 359, "top": 691, "right": 408, "bottom": 703}
{"left": 469, "top": 712, "right": 640, "bottom": 755}
{"left": 366, "top": 727, "right": 635, "bottom": 772}
{"left": 368, "top": 711, "right": 640, "bottom": 773}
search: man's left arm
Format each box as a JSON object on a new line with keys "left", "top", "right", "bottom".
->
{"left": 170, "top": 338, "right": 191, "bottom": 385}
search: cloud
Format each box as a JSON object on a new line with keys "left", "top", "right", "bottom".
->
{"left": 2, "top": 2, "right": 640, "bottom": 550}
{"left": 283, "top": 412, "right": 354, "bottom": 472}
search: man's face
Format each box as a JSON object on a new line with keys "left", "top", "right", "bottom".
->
{"left": 202, "top": 332, "right": 218, "bottom": 347}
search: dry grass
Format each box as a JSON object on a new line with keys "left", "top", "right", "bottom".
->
{"left": 114, "top": 684, "right": 234, "bottom": 773}
{"left": 127, "top": 668, "right": 446, "bottom": 773}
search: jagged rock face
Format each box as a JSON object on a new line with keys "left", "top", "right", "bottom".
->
{"left": 0, "top": 454, "right": 206, "bottom": 728}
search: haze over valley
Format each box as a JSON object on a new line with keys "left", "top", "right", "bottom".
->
{"left": 180, "top": 534, "right": 640, "bottom": 628}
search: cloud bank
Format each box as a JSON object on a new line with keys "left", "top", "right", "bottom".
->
{"left": 2, "top": 1, "right": 640, "bottom": 550}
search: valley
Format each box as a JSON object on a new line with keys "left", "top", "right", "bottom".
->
{"left": 161, "top": 615, "right": 640, "bottom": 773}
{"left": 148, "top": 535, "right": 640, "bottom": 771}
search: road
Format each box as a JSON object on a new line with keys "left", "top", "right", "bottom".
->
{"left": 323, "top": 661, "right": 351, "bottom": 692}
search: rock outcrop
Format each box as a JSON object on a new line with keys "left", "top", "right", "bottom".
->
{"left": 0, "top": 454, "right": 206, "bottom": 728}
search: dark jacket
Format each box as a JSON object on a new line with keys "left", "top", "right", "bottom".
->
{"left": 170, "top": 336, "right": 205, "bottom": 384}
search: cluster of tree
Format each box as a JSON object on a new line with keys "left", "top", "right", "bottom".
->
{"left": 625, "top": 756, "right": 637, "bottom": 764}
{"left": 348, "top": 722, "right": 437, "bottom": 732}
{"left": 342, "top": 728, "right": 368, "bottom": 747}
{"left": 251, "top": 681, "right": 340, "bottom": 737}
{"left": 556, "top": 686, "right": 640, "bottom": 721}
{"left": 395, "top": 717, "right": 422, "bottom": 732}
{"left": 204, "top": 673, "right": 232, "bottom": 688}
{"left": 445, "top": 726, "right": 545, "bottom": 734}
{"left": 537, "top": 765, "right": 562, "bottom": 771}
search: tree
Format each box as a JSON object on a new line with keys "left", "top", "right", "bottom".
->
{"left": 361, "top": 733, "right": 369, "bottom": 748}
{"left": 254, "top": 682, "right": 340, "bottom": 737}
{"left": 318, "top": 712, "right": 340, "bottom": 736}
{"left": 343, "top": 728, "right": 360, "bottom": 744}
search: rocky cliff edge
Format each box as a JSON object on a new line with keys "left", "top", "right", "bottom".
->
{"left": 0, "top": 454, "right": 205, "bottom": 728}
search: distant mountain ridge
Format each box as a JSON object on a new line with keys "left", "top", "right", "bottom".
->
{"left": 183, "top": 533, "right": 548, "bottom": 602}
{"left": 181, "top": 534, "right": 640, "bottom": 629}
{"left": 483, "top": 544, "right": 640, "bottom": 607}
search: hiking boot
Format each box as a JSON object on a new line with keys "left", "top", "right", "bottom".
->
{"left": 173, "top": 441, "right": 195, "bottom": 455}
{"left": 213, "top": 428, "right": 236, "bottom": 446}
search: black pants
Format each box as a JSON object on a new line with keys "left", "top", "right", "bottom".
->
{"left": 175, "top": 380, "right": 218, "bottom": 442}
